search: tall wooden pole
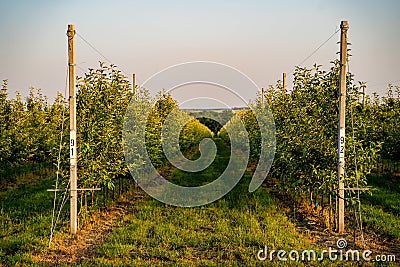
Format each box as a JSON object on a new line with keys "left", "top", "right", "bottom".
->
{"left": 132, "top": 73, "right": 136, "bottom": 94}
{"left": 362, "top": 83, "right": 366, "bottom": 109}
{"left": 283, "top": 72, "right": 287, "bottom": 93}
{"left": 261, "top": 87, "right": 265, "bottom": 104}
{"left": 337, "top": 20, "right": 348, "bottom": 233}
{"left": 67, "top": 24, "right": 78, "bottom": 235}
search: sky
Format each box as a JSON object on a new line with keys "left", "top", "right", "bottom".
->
{"left": 0, "top": 0, "right": 399, "bottom": 108}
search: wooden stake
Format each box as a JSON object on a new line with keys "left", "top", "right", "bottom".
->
{"left": 337, "top": 20, "right": 348, "bottom": 233}
{"left": 261, "top": 87, "right": 265, "bottom": 104}
{"left": 132, "top": 73, "right": 136, "bottom": 94}
{"left": 67, "top": 24, "right": 78, "bottom": 235}
{"left": 283, "top": 72, "right": 287, "bottom": 93}
{"left": 361, "top": 82, "right": 366, "bottom": 108}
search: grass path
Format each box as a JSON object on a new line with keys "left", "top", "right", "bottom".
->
{"left": 0, "top": 176, "right": 62, "bottom": 266}
{"left": 360, "top": 174, "right": 400, "bottom": 258}
{"left": 36, "top": 189, "right": 146, "bottom": 265}
{"left": 79, "top": 139, "right": 316, "bottom": 266}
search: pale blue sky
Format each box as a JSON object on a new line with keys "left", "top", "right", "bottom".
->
{"left": 0, "top": 0, "right": 399, "bottom": 107}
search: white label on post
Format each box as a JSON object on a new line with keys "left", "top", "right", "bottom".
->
{"left": 339, "top": 128, "right": 345, "bottom": 162}
{"left": 70, "top": 130, "right": 76, "bottom": 159}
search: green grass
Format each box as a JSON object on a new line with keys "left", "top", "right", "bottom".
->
{"left": 361, "top": 205, "right": 400, "bottom": 241}
{"left": 87, "top": 193, "right": 314, "bottom": 266}
{"left": 171, "top": 137, "right": 230, "bottom": 187}
{"left": 361, "top": 174, "right": 400, "bottom": 241}
{"left": 0, "top": 175, "right": 68, "bottom": 266}
{"left": 366, "top": 173, "right": 400, "bottom": 193}
{"left": 83, "top": 139, "right": 318, "bottom": 266}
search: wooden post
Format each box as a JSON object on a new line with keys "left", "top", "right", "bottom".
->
{"left": 362, "top": 82, "right": 366, "bottom": 108}
{"left": 261, "top": 87, "right": 265, "bottom": 104}
{"left": 132, "top": 73, "right": 136, "bottom": 94}
{"left": 67, "top": 24, "right": 78, "bottom": 235}
{"left": 283, "top": 72, "right": 287, "bottom": 93}
{"left": 337, "top": 20, "right": 348, "bottom": 233}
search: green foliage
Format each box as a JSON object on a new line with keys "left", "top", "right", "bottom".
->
{"left": 179, "top": 118, "right": 213, "bottom": 153}
{"left": 0, "top": 80, "right": 11, "bottom": 176}
{"left": 189, "top": 110, "right": 234, "bottom": 135}
{"left": 0, "top": 83, "right": 65, "bottom": 184}
{"left": 72, "top": 65, "right": 212, "bottom": 191}
{"left": 219, "top": 109, "right": 261, "bottom": 160}
{"left": 74, "top": 63, "right": 133, "bottom": 189}
{"left": 145, "top": 92, "right": 180, "bottom": 169}
{"left": 219, "top": 62, "right": 386, "bottom": 205}
{"left": 362, "top": 85, "right": 400, "bottom": 161}
{"left": 266, "top": 62, "right": 382, "bottom": 200}
{"left": 196, "top": 117, "right": 223, "bottom": 135}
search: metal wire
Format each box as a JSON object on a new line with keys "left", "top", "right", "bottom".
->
{"left": 75, "top": 31, "right": 129, "bottom": 76}
{"left": 49, "top": 66, "right": 68, "bottom": 247}
{"left": 348, "top": 61, "right": 365, "bottom": 247}
{"left": 49, "top": 180, "right": 71, "bottom": 246}
{"left": 299, "top": 28, "right": 340, "bottom": 66}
